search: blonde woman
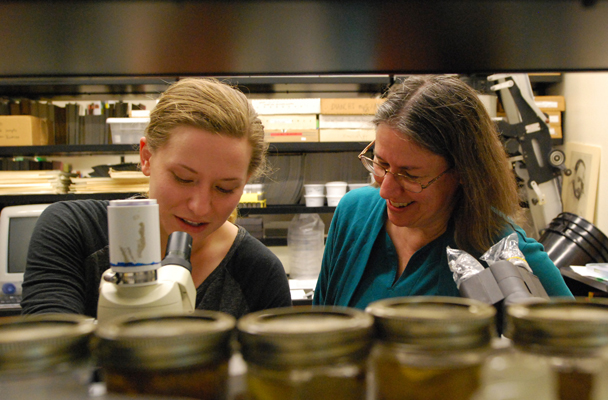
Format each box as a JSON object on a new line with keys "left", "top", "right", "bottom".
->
{"left": 22, "top": 78, "right": 292, "bottom": 318}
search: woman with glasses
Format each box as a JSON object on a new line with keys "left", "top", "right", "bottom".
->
{"left": 313, "top": 75, "right": 572, "bottom": 309}
{"left": 21, "top": 78, "right": 292, "bottom": 319}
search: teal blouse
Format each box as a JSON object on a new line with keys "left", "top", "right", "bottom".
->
{"left": 313, "top": 186, "right": 573, "bottom": 309}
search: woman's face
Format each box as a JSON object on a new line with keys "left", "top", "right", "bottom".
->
{"left": 374, "top": 123, "right": 461, "bottom": 233}
{"left": 140, "top": 126, "right": 251, "bottom": 245}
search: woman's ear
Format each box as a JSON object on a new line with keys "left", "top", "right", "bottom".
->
{"left": 140, "top": 137, "right": 152, "bottom": 176}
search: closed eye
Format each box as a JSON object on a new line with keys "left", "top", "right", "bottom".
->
{"left": 216, "top": 186, "right": 235, "bottom": 194}
{"left": 374, "top": 159, "right": 420, "bottom": 180}
{"left": 173, "top": 173, "right": 194, "bottom": 184}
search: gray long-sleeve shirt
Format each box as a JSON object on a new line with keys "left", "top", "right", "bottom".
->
{"left": 21, "top": 200, "right": 292, "bottom": 319}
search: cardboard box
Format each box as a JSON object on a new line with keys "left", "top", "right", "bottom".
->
{"left": 320, "top": 98, "right": 384, "bottom": 115}
{"left": 318, "top": 114, "right": 374, "bottom": 129}
{"left": 545, "top": 110, "right": 561, "bottom": 125}
{"left": 0, "top": 115, "right": 49, "bottom": 146}
{"left": 265, "top": 129, "right": 319, "bottom": 142}
{"left": 549, "top": 125, "right": 563, "bottom": 139}
{"left": 319, "top": 129, "right": 375, "bottom": 142}
{"left": 259, "top": 114, "right": 318, "bottom": 130}
{"left": 251, "top": 99, "right": 321, "bottom": 115}
{"left": 534, "top": 96, "right": 565, "bottom": 111}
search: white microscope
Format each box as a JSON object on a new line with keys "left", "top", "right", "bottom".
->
{"left": 97, "top": 199, "right": 196, "bottom": 323}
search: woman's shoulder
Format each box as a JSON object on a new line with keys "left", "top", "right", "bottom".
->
{"left": 41, "top": 199, "right": 110, "bottom": 223}
{"left": 336, "top": 185, "right": 382, "bottom": 212}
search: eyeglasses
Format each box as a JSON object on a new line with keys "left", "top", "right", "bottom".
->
{"left": 358, "top": 140, "right": 453, "bottom": 193}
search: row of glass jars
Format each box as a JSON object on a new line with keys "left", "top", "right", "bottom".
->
{"left": 2, "top": 296, "right": 608, "bottom": 400}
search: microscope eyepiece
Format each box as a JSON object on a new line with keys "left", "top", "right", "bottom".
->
{"left": 161, "top": 231, "right": 193, "bottom": 273}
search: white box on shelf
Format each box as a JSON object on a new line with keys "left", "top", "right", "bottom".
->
{"left": 318, "top": 115, "right": 374, "bottom": 129}
{"left": 251, "top": 99, "right": 321, "bottom": 115}
{"left": 319, "top": 128, "right": 375, "bottom": 142}
{"left": 107, "top": 118, "right": 149, "bottom": 144}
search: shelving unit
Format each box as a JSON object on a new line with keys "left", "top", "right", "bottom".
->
{"left": 0, "top": 142, "right": 368, "bottom": 157}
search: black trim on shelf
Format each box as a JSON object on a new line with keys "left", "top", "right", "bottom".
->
{"left": 266, "top": 142, "right": 368, "bottom": 154}
{"left": 0, "top": 192, "right": 141, "bottom": 205}
{"left": 0, "top": 144, "right": 140, "bottom": 157}
{"left": 260, "top": 238, "right": 287, "bottom": 246}
{"left": 238, "top": 205, "right": 336, "bottom": 216}
{"left": 0, "top": 142, "right": 368, "bottom": 157}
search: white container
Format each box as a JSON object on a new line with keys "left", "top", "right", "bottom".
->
{"left": 304, "top": 184, "right": 325, "bottom": 195}
{"left": 304, "top": 194, "right": 325, "bottom": 207}
{"left": 107, "top": 118, "right": 149, "bottom": 144}
{"left": 348, "top": 183, "right": 369, "bottom": 191}
{"left": 326, "top": 195, "right": 343, "bottom": 207}
{"left": 244, "top": 183, "right": 264, "bottom": 193}
{"left": 325, "top": 181, "right": 348, "bottom": 196}
{"left": 288, "top": 214, "right": 325, "bottom": 279}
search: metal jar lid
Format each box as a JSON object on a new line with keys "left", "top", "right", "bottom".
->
{"left": 0, "top": 313, "right": 95, "bottom": 375}
{"left": 366, "top": 296, "right": 496, "bottom": 351}
{"left": 506, "top": 298, "right": 608, "bottom": 356}
{"left": 237, "top": 306, "right": 374, "bottom": 368}
{"left": 95, "top": 310, "right": 236, "bottom": 371}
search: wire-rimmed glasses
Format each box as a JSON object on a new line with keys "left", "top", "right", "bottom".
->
{"left": 358, "top": 140, "right": 453, "bottom": 193}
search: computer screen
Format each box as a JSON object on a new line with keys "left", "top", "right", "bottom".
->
{"left": 0, "top": 204, "right": 50, "bottom": 295}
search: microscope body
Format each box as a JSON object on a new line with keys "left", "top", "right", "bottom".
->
{"left": 97, "top": 199, "right": 196, "bottom": 323}
{"left": 98, "top": 264, "right": 196, "bottom": 322}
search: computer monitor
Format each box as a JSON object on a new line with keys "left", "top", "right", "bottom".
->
{"left": 0, "top": 204, "right": 51, "bottom": 296}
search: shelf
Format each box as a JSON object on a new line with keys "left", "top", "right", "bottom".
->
{"left": 0, "top": 192, "right": 141, "bottom": 205}
{"left": 0, "top": 142, "right": 368, "bottom": 157}
{"left": 0, "top": 145, "right": 140, "bottom": 157}
{"left": 238, "top": 205, "right": 336, "bottom": 216}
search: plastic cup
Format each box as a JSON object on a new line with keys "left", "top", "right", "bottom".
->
{"left": 326, "top": 195, "right": 343, "bottom": 207}
{"left": 304, "top": 184, "right": 325, "bottom": 195}
{"left": 325, "top": 181, "right": 348, "bottom": 196}
{"left": 304, "top": 194, "right": 325, "bottom": 207}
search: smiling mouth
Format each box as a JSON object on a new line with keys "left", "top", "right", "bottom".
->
{"left": 179, "top": 217, "right": 206, "bottom": 227}
{"left": 389, "top": 200, "right": 414, "bottom": 208}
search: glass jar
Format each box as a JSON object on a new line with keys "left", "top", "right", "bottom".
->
{"left": 236, "top": 306, "right": 374, "bottom": 400}
{"left": 94, "top": 310, "right": 236, "bottom": 400}
{"left": 505, "top": 298, "right": 608, "bottom": 400}
{"left": 366, "top": 296, "right": 497, "bottom": 400}
{"left": 0, "top": 313, "right": 96, "bottom": 399}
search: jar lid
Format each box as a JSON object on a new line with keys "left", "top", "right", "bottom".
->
{"left": 0, "top": 314, "right": 95, "bottom": 374}
{"left": 237, "top": 306, "right": 374, "bottom": 368}
{"left": 366, "top": 296, "right": 496, "bottom": 350}
{"left": 506, "top": 298, "right": 608, "bottom": 355}
{"left": 95, "top": 310, "right": 236, "bottom": 370}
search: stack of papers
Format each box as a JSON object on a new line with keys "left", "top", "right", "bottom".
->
{"left": 570, "top": 264, "right": 608, "bottom": 282}
{"left": 0, "top": 170, "right": 70, "bottom": 194}
{"left": 70, "top": 170, "right": 149, "bottom": 194}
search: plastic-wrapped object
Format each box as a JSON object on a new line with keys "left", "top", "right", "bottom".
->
{"left": 287, "top": 214, "right": 325, "bottom": 279}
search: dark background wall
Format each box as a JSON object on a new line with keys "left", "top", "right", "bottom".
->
{"left": 1, "top": 0, "right": 607, "bottom": 78}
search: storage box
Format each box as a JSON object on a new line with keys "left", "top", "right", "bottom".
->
{"left": 320, "top": 98, "right": 385, "bottom": 115}
{"left": 251, "top": 99, "right": 321, "bottom": 115}
{"left": 107, "top": 118, "right": 149, "bottom": 144}
{"left": 318, "top": 114, "right": 374, "bottom": 129}
{"left": 545, "top": 111, "right": 561, "bottom": 125}
{"left": 0, "top": 115, "right": 49, "bottom": 146}
{"left": 265, "top": 129, "right": 319, "bottom": 142}
{"left": 534, "top": 96, "right": 565, "bottom": 111}
{"left": 259, "top": 114, "right": 318, "bottom": 130}
{"left": 549, "top": 125, "right": 563, "bottom": 139}
{"left": 319, "top": 129, "right": 375, "bottom": 142}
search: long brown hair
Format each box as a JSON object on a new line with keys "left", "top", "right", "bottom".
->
{"left": 373, "top": 75, "right": 522, "bottom": 255}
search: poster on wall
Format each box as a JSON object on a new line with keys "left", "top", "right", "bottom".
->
{"left": 561, "top": 142, "right": 601, "bottom": 222}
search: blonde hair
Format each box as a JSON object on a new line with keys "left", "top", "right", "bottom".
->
{"left": 146, "top": 78, "right": 268, "bottom": 223}
{"left": 374, "top": 75, "right": 523, "bottom": 256}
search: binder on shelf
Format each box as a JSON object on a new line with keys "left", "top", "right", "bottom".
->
{"left": 265, "top": 129, "right": 319, "bottom": 143}
{"left": 320, "top": 98, "right": 384, "bottom": 115}
{"left": 258, "top": 114, "right": 318, "bottom": 130}
{"left": 318, "top": 114, "right": 374, "bottom": 129}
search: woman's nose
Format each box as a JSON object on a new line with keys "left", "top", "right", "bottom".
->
{"left": 187, "top": 189, "right": 212, "bottom": 216}
{"left": 379, "top": 172, "right": 403, "bottom": 198}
